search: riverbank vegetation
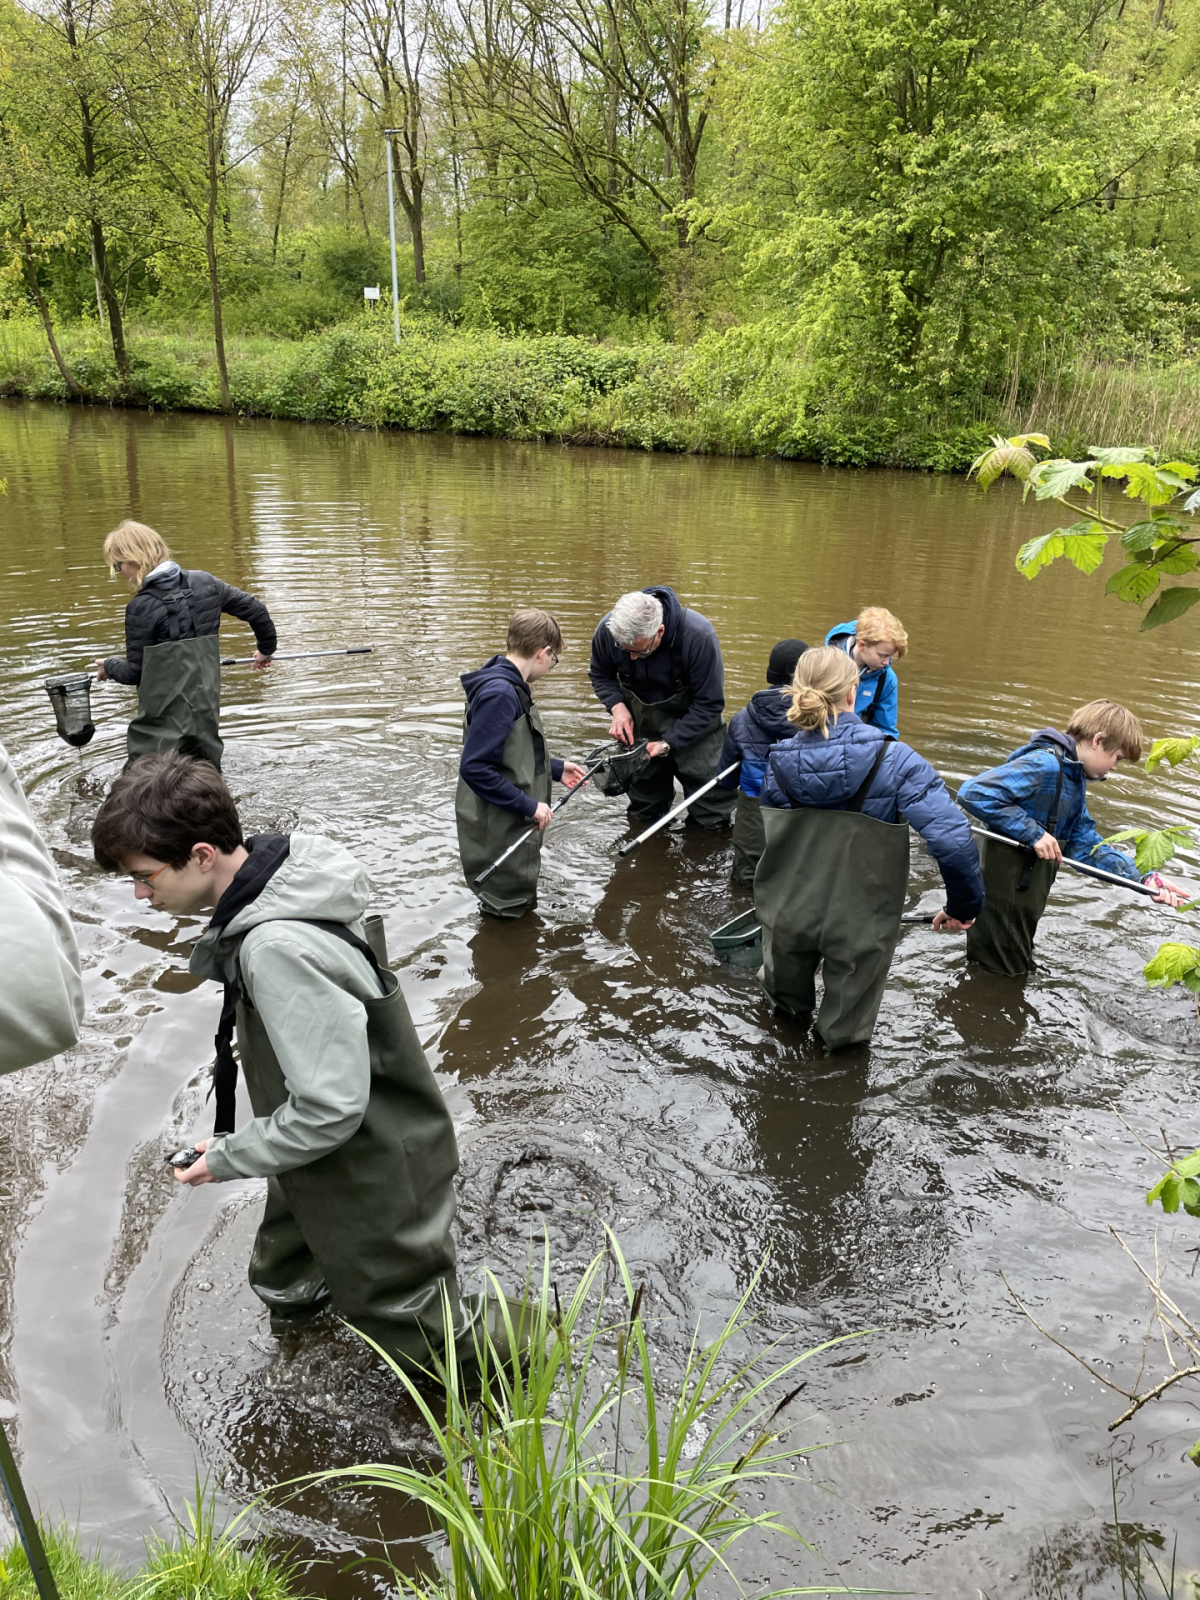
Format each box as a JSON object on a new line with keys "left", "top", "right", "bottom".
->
{"left": 3, "top": 0, "right": 1200, "bottom": 464}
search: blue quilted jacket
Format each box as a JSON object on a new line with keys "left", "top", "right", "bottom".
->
{"left": 761, "top": 712, "right": 983, "bottom": 920}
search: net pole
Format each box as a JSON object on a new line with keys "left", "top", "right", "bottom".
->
{"left": 0, "top": 1421, "right": 59, "bottom": 1600}
{"left": 474, "top": 748, "right": 618, "bottom": 886}
{"left": 618, "top": 763, "right": 740, "bottom": 856}
{"left": 967, "top": 822, "right": 1158, "bottom": 897}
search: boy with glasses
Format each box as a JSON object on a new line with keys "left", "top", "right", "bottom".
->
{"left": 456, "top": 609, "right": 586, "bottom": 918}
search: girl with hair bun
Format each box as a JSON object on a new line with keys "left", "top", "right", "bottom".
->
{"left": 754, "top": 646, "right": 983, "bottom": 1049}
{"left": 95, "top": 520, "right": 277, "bottom": 770}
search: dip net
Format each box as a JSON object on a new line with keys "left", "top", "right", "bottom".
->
{"left": 45, "top": 673, "right": 96, "bottom": 748}
{"left": 586, "top": 741, "right": 653, "bottom": 797}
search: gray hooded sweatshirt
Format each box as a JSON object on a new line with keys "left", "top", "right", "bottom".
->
{"left": 189, "top": 833, "right": 383, "bottom": 1183}
{"left": 0, "top": 741, "right": 84, "bottom": 1072}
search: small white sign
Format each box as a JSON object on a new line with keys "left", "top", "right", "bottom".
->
{"left": 363, "top": 285, "right": 381, "bottom": 300}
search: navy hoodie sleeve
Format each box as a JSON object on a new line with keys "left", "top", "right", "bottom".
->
{"left": 663, "top": 614, "right": 725, "bottom": 750}
{"left": 891, "top": 746, "right": 984, "bottom": 920}
{"left": 588, "top": 618, "right": 625, "bottom": 713}
{"left": 719, "top": 707, "right": 748, "bottom": 788}
{"left": 459, "top": 683, "right": 538, "bottom": 818}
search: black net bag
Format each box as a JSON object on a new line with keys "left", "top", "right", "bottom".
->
{"left": 45, "top": 672, "right": 96, "bottom": 748}
{"left": 587, "top": 741, "right": 652, "bottom": 797}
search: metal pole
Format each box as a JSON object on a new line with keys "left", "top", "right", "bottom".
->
{"left": 474, "top": 746, "right": 631, "bottom": 886}
{"left": 383, "top": 129, "right": 401, "bottom": 345}
{"left": 219, "top": 647, "right": 373, "bottom": 666}
{"left": 618, "top": 763, "right": 740, "bottom": 856}
{"left": 0, "top": 1422, "right": 59, "bottom": 1600}
{"left": 968, "top": 822, "right": 1158, "bottom": 898}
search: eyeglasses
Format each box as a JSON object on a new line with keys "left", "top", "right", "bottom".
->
{"left": 546, "top": 648, "right": 560, "bottom": 666}
{"left": 129, "top": 862, "right": 171, "bottom": 886}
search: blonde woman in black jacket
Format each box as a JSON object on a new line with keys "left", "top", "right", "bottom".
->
{"left": 94, "top": 520, "right": 276, "bottom": 770}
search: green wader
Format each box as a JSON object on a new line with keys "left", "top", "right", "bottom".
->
{"left": 965, "top": 754, "right": 1063, "bottom": 977}
{"left": 126, "top": 579, "right": 223, "bottom": 769}
{"left": 731, "top": 791, "right": 765, "bottom": 890}
{"left": 455, "top": 691, "right": 551, "bottom": 919}
{"left": 754, "top": 743, "right": 910, "bottom": 1049}
{"left": 965, "top": 838, "right": 1058, "bottom": 976}
{"left": 236, "top": 922, "right": 466, "bottom": 1370}
{"left": 621, "top": 683, "right": 735, "bottom": 828}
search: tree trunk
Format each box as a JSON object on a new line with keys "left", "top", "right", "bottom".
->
{"left": 90, "top": 216, "right": 131, "bottom": 385}
{"left": 20, "top": 211, "right": 83, "bottom": 397}
{"left": 205, "top": 121, "right": 233, "bottom": 413}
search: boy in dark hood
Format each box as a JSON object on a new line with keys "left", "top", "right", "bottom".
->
{"left": 958, "top": 699, "right": 1187, "bottom": 975}
{"left": 719, "top": 638, "right": 807, "bottom": 890}
{"left": 456, "top": 609, "right": 586, "bottom": 918}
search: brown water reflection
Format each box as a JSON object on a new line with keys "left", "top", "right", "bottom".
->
{"left": 3, "top": 400, "right": 1200, "bottom": 1597}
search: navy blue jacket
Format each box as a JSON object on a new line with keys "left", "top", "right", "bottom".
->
{"left": 104, "top": 563, "right": 277, "bottom": 686}
{"left": 719, "top": 687, "right": 794, "bottom": 797}
{"left": 958, "top": 729, "right": 1142, "bottom": 882}
{"left": 460, "top": 655, "right": 564, "bottom": 819}
{"left": 825, "top": 622, "right": 899, "bottom": 738}
{"left": 588, "top": 585, "right": 724, "bottom": 750}
{"left": 761, "top": 712, "right": 983, "bottom": 921}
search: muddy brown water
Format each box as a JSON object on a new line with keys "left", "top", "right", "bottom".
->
{"left": 3, "top": 399, "right": 1200, "bottom": 1597}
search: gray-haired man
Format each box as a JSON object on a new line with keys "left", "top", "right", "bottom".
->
{"left": 587, "top": 585, "right": 735, "bottom": 829}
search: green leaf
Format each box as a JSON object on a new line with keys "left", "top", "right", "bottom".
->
{"left": 969, "top": 435, "right": 1042, "bottom": 489}
{"left": 1028, "top": 458, "right": 1097, "bottom": 500}
{"left": 1148, "top": 1170, "right": 1184, "bottom": 1211}
{"left": 1144, "top": 941, "right": 1200, "bottom": 988}
{"left": 1015, "top": 533, "right": 1063, "bottom": 578}
{"left": 1160, "top": 462, "right": 1199, "bottom": 481}
{"left": 1011, "top": 433, "right": 1051, "bottom": 450}
{"left": 1123, "top": 462, "right": 1189, "bottom": 507}
{"left": 1059, "top": 529, "right": 1108, "bottom": 574}
{"left": 1156, "top": 545, "right": 1199, "bottom": 576}
{"left": 1146, "top": 735, "right": 1200, "bottom": 773}
{"left": 1088, "top": 446, "right": 1152, "bottom": 469}
{"left": 1106, "top": 564, "right": 1162, "bottom": 603}
{"left": 1175, "top": 1151, "right": 1200, "bottom": 1179}
{"left": 1103, "top": 825, "right": 1190, "bottom": 873}
{"left": 1188, "top": 1437, "right": 1200, "bottom": 1466}
{"left": 1182, "top": 1177, "right": 1200, "bottom": 1215}
{"left": 1142, "top": 586, "right": 1200, "bottom": 630}
{"left": 1122, "top": 519, "right": 1181, "bottom": 553}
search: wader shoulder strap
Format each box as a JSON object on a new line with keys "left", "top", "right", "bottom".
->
{"left": 510, "top": 680, "right": 547, "bottom": 777}
{"left": 1016, "top": 753, "right": 1064, "bottom": 893}
{"left": 162, "top": 573, "right": 197, "bottom": 643}
{"left": 210, "top": 917, "right": 389, "bottom": 1135}
{"left": 845, "top": 738, "right": 893, "bottom": 814}
{"left": 860, "top": 668, "right": 888, "bottom": 727}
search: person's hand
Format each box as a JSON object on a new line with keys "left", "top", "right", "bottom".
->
{"left": 175, "top": 1138, "right": 214, "bottom": 1186}
{"left": 532, "top": 801, "right": 553, "bottom": 832}
{"left": 645, "top": 741, "right": 669, "bottom": 758}
{"left": 93, "top": 658, "right": 109, "bottom": 682}
{"left": 932, "top": 911, "right": 975, "bottom": 931}
{"left": 251, "top": 650, "right": 273, "bottom": 670}
{"left": 609, "top": 704, "right": 635, "bottom": 747}
{"left": 1145, "top": 873, "right": 1190, "bottom": 908}
{"left": 1033, "top": 831, "right": 1063, "bottom": 861}
{"left": 561, "top": 762, "right": 588, "bottom": 789}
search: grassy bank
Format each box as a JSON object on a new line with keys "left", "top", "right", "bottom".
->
{"left": 4, "top": 314, "right": 1200, "bottom": 470}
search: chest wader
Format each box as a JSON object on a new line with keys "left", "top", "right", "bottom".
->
{"left": 965, "top": 758, "right": 1063, "bottom": 976}
{"left": 234, "top": 921, "right": 466, "bottom": 1372}
{"left": 754, "top": 742, "right": 909, "bottom": 1049}
{"left": 455, "top": 690, "right": 551, "bottom": 919}
{"left": 619, "top": 620, "right": 734, "bottom": 829}
{"left": 731, "top": 791, "right": 765, "bottom": 890}
{"left": 126, "top": 579, "right": 223, "bottom": 769}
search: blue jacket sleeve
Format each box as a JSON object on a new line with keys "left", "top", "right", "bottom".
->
{"left": 873, "top": 669, "right": 899, "bottom": 739}
{"left": 1063, "top": 797, "right": 1143, "bottom": 881}
{"left": 459, "top": 684, "right": 538, "bottom": 818}
{"left": 894, "top": 748, "right": 984, "bottom": 920}
{"left": 718, "top": 712, "right": 746, "bottom": 788}
{"left": 664, "top": 620, "right": 725, "bottom": 750}
{"left": 957, "top": 758, "right": 1047, "bottom": 849}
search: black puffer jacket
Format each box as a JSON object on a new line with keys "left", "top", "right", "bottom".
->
{"left": 104, "top": 564, "right": 277, "bottom": 686}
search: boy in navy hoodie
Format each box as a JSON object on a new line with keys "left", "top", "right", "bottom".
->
{"left": 719, "top": 638, "right": 807, "bottom": 889}
{"left": 958, "top": 699, "right": 1187, "bottom": 975}
{"left": 456, "top": 610, "right": 586, "bottom": 918}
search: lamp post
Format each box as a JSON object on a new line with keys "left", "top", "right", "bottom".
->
{"left": 383, "top": 128, "right": 402, "bottom": 345}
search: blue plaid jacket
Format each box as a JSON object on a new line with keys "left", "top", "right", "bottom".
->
{"left": 957, "top": 729, "right": 1142, "bottom": 883}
